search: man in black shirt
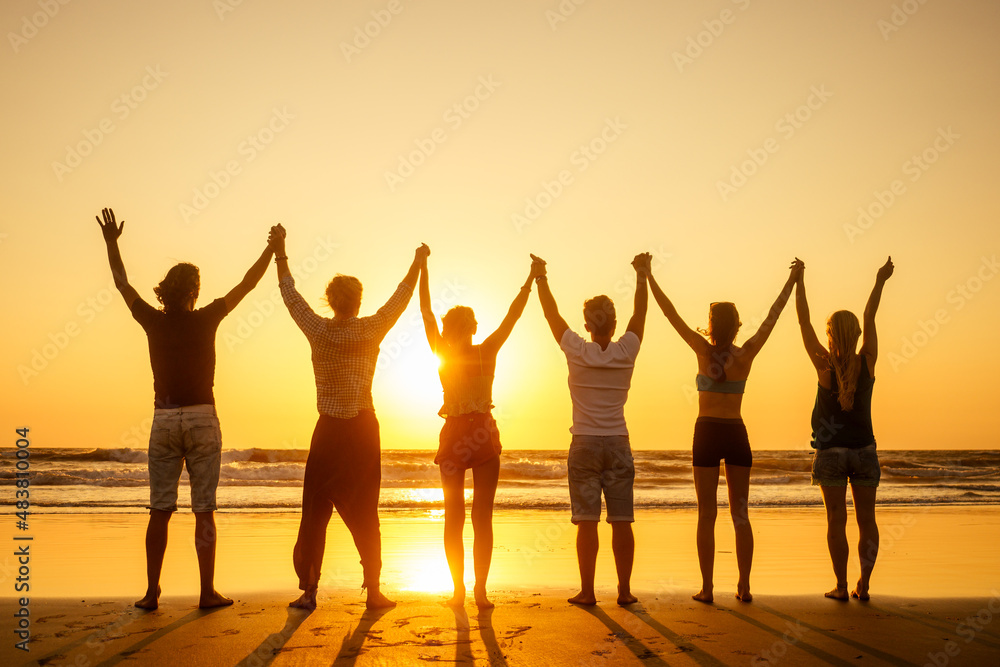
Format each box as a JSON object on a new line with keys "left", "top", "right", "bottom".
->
{"left": 97, "top": 207, "right": 274, "bottom": 609}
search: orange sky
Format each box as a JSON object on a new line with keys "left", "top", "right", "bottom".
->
{"left": 3, "top": 0, "right": 999, "bottom": 450}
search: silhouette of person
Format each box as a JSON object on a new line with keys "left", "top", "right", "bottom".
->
{"left": 95, "top": 207, "right": 274, "bottom": 610}
{"left": 795, "top": 256, "right": 893, "bottom": 601}
{"left": 641, "top": 257, "right": 803, "bottom": 603}
{"left": 269, "top": 224, "right": 424, "bottom": 611}
{"left": 532, "top": 252, "right": 648, "bottom": 606}
{"left": 417, "top": 249, "right": 545, "bottom": 608}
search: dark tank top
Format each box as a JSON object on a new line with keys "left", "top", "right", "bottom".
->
{"left": 810, "top": 358, "right": 875, "bottom": 450}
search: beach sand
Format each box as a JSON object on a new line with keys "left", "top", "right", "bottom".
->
{"left": 4, "top": 507, "right": 1000, "bottom": 665}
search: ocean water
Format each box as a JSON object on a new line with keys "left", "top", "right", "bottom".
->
{"left": 5, "top": 448, "right": 1000, "bottom": 514}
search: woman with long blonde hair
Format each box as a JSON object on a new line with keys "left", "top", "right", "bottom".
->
{"left": 795, "top": 257, "right": 894, "bottom": 601}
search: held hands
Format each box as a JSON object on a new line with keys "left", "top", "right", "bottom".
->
{"left": 96, "top": 207, "right": 124, "bottom": 244}
{"left": 789, "top": 257, "right": 805, "bottom": 282}
{"left": 268, "top": 224, "right": 286, "bottom": 255}
{"left": 632, "top": 252, "right": 652, "bottom": 276}
{"left": 415, "top": 243, "right": 430, "bottom": 264}
{"left": 529, "top": 254, "right": 547, "bottom": 279}
{"left": 877, "top": 256, "right": 894, "bottom": 282}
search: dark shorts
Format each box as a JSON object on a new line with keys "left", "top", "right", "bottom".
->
{"left": 435, "top": 412, "right": 501, "bottom": 476}
{"left": 692, "top": 417, "right": 752, "bottom": 468}
{"left": 812, "top": 444, "right": 880, "bottom": 487}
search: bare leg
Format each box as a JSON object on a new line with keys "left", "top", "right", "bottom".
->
{"left": 471, "top": 456, "right": 500, "bottom": 609}
{"left": 441, "top": 466, "right": 468, "bottom": 606}
{"left": 611, "top": 522, "right": 637, "bottom": 605}
{"left": 820, "top": 485, "right": 850, "bottom": 600}
{"left": 725, "top": 464, "right": 753, "bottom": 602}
{"left": 692, "top": 466, "right": 720, "bottom": 602}
{"left": 195, "top": 512, "right": 232, "bottom": 608}
{"left": 136, "top": 509, "right": 171, "bottom": 609}
{"left": 568, "top": 522, "right": 599, "bottom": 605}
{"left": 851, "top": 484, "right": 878, "bottom": 601}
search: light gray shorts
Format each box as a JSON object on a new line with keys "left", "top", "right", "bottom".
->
{"left": 567, "top": 434, "right": 635, "bottom": 523}
{"left": 148, "top": 405, "right": 222, "bottom": 512}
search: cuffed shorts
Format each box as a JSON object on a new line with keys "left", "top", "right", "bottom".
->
{"left": 812, "top": 443, "right": 880, "bottom": 488}
{"left": 148, "top": 404, "right": 223, "bottom": 512}
{"left": 567, "top": 434, "right": 635, "bottom": 524}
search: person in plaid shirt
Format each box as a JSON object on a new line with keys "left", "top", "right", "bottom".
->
{"left": 269, "top": 224, "right": 426, "bottom": 610}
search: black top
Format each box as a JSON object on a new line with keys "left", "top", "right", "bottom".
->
{"left": 810, "top": 358, "right": 876, "bottom": 450}
{"left": 130, "top": 297, "right": 229, "bottom": 408}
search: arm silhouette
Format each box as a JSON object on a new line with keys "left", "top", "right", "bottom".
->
{"left": 740, "top": 259, "right": 804, "bottom": 361}
{"left": 96, "top": 207, "right": 140, "bottom": 309}
{"left": 625, "top": 253, "right": 650, "bottom": 341}
{"left": 224, "top": 233, "right": 276, "bottom": 312}
{"left": 531, "top": 254, "right": 570, "bottom": 343}
{"left": 643, "top": 266, "right": 709, "bottom": 355}
{"left": 482, "top": 258, "right": 546, "bottom": 354}
{"left": 418, "top": 249, "right": 443, "bottom": 354}
{"left": 859, "top": 256, "right": 893, "bottom": 365}
{"left": 794, "top": 261, "right": 829, "bottom": 374}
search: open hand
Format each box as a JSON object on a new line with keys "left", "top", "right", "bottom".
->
{"left": 96, "top": 208, "right": 124, "bottom": 243}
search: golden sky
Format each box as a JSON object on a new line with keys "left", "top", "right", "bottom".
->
{"left": 3, "top": 0, "right": 998, "bottom": 450}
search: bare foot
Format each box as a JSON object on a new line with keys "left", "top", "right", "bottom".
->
{"left": 135, "top": 585, "right": 160, "bottom": 610}
{"left": 474, "top": 587, "right": 494, "bottom": 609}
{"left": 289, "top": 588, "right": 317, "bottom": 610}
{"left": 851, "top": 584, "right": 870, "bottom": 601}
{"left": 199, "top": 590, "right": 234, "bottom": 609}
{"left": 692, "top": 589, "right": 713, "bottom": 603}
{"left": 735, "top": 591, "right": 753, "bottom": 603}
{"left": 617, "top": 585, "right": 638, "bottom": 606}
{"left": 366, "top": 590, "right": 397, "bottom": 610}
{"left": 444, "top": 590, "right": 466, "bottom": 608}
{"left": 824, "top": 587, "right": 849, "bottom": 601}
{"left": 568, "top": 591, "right": 597, "bottom": 606}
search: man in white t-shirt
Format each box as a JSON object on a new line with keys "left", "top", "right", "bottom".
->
{"left": 531, "top": 253, "right": 649, "bottom": 606}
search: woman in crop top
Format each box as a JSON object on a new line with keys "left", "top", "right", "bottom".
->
{"left": 642, "top": 258, "right": 803, "bottom": 603}
{"left": 418, "top": 249, "right": 545, "bottom": 608}
{"left": 795, "top": 257, "right": 893, "bottom": 602}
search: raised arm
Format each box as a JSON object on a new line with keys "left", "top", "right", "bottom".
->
{"left": 859, "top": 256, "right": 893, "bottom": 363}
{"left": 418, "top": 249, "right": 442, "bottom": 353}
{"left": 96, "top": 208, "right": 140, "bottom": 308}
{"left": 401, "top": 245, "right": 427, "bottom": 290}
{"left": 625, "top": 253, "right": 649, "bottom": 341}
{"left": 482, "top": 257, "right": 546, "bottom": 354}
{"left": 741, "top": 259, "right": 804, "bottom": 360}
{"left": 224, "top": 232, "right": 276, "bottom": 311}
{"left": 643, "top": 266, "right": 709, "bottom": 354}
{"left": 530, "top": 254, "right": 570, "bottom": 343}
{"left": 794, "top": 261, "right": 828, "bottom": 373}
{"left": 269, "top": 224, "right": 291, "bottom": 282}
{"left": 270, "top": 225, "right": 326, "bottom": 339}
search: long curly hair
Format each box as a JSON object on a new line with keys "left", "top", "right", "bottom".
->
{"left": 827, "top": 310, "right": 862, "bottom": 411}
{"left": 154, "top": 263, "right": 200, "bottom": 312}
{"left": 698, "top": 302, "right": 740, "bottom": 381}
